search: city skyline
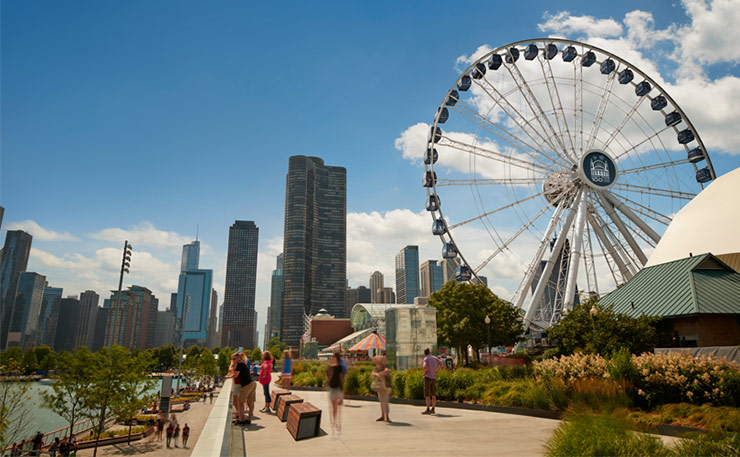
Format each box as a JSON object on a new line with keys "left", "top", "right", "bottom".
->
{"left": 3, "top": 1, "right": 740, "bottom": 339}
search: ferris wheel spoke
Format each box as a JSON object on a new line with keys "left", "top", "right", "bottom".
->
{"left": 503, "top": 61, "right": 571, "bottom": 161}
{"left": 581, "top": 223, "right": 599, "bottom": 296}
{"left": 613, "top": 125, "right": 673, "bottom": 161}
{"left": 588, "top": 216, "right": 623, "bottom": 287}
{"left": 601, "top": 190, "right": 662, "bottom": 243}
{"left": 612, "top": 183, "right": 696, "bottom": 200}
{"left": 575, "top": 56, "right": 584, "bottom": 154}
{"left": 473, "top": 190, "right": 569, "bottom": 274}
{"left": 538, "top": 54, "right": 577, "bottom": 158}
{"left": 448, "top": 102, "right": 559, "bottom": 171}
{"left": 594, "top": 192, "right": 648, "bottom": 265}
{"left": 436, "top": 177, "right": 544, "bottom": 187}
{"left": 602, "top": 96, "right": 648, "bottom": 151}
{"left": 438, "top": 136, "right": 552, "bottom": 174}
{"left": 447, "top": 191, "right": 549, "bottom": 230}
{"left": 524, "top": 190, "right": 584, "bottom": 330}
{"left": 587, "top": 211, "right": 633, "bottom": 281}
{"left": 472, "top": 78, "right": 565, "bottom": 167}
{"left": 586, "top": 67, "right": 618, "bottom": 151}
{"left": 563, "top": 193, "right": 589, "bottom": 311}
{"left": 620, "top": 158, "right": 692, "bottom": 175}
{"left": 609, "top": 191, "right": 672, "bottom": 227}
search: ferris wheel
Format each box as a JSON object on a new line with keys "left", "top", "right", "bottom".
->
{"left": 423, "top": 38, "right": 717, "bottom": 332}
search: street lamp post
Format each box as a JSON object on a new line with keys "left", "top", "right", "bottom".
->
{"left": 176, "top": 295, "right": 190, "bottom": 395}
{"left": 484, "top": 315, "right": 491, "bottom": 365}
{"left": 106, "top": 241, "right": 132, "bottom": 347}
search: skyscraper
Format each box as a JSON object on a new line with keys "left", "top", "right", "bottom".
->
{"left": 420, "top": 260, "right": 444, "bottom": 298}
{"left": 207, "top": 289, "right": 219, "bottom": 348}
{"left": 282, "top": 156, "right": 346, "bottom": 346}
{"left": 181, "top": 240, "right": 200, "bottom": 272}
{"left": 267, "top": 254, "right": 283, "bottom": 341}
{"left": 7, "top": 272, "right": 46, "bottom": 349}
{"left": 75, "top": 290, "right": 99, "bottom": 349}
{"left": 0, "top": 230, "right": 32, "bottom": 348}
{"left": 54, "top": 297, "right": 81, "bottom": 352}
{"left": 369, "top": 271, "right": 384, "bottom": 303}
{"left": 176, "top": 240, "right": 212, "bottom": 347}
{"left": 221, "top": 221, "right": 259, "bottom": 349}
{"left": 105, "top": 285, "right": 157, "bottom": 350}
{"left": 39, "top": 286, "right": 63, "bottom": 347}
{"left": 395, "top": 246, "right": 420, "bottom": 304}
{"left": 377, "top": 287, "right": 396, "bottom": 304}
{"left": 345, "top": 286, "right": 371, "bottom": 316}
{"left": 92, "top": 307, "right": 109, "bottom": 352}
{"left": 437, "top": 258, "right": 461, "bottom": 284}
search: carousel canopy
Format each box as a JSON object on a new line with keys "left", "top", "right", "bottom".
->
{"left": 348, "top": 331, "right": 386, "bottom": 351}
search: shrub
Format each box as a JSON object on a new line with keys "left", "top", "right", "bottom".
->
{"left": 344, "top": 369, "right": 361, "bottom": 395}
{"left": 545, "top": 414, "right": 670, "bottom": 457}
{"left": 609, "top": 347, "right": 639, "bottom": 384}
{"left": 391, "top": 371, "right": 406, "bottom": 398}
{"left": 671, "top": 431, "right": 740, "bottom": 457}
{"left": 404, "top": 370, "right": 424, "bottom": 400}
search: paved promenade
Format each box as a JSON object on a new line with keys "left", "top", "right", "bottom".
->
{"left": 233, "top": 375, "right": 560, "bottom": 457}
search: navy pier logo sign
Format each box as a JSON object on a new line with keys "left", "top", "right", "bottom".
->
{"left": 580, "top": 150, "right": 617, "bottom": 188}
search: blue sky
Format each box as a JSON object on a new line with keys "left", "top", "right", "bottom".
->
{"left": 2, "top": 0, "right": 740, "bottom": 344}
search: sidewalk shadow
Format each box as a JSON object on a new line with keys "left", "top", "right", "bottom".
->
{"left": 344, "top": 404, "right": 362, "bottom": 408}
{"left": 387, "top": 421, "right": 412, "bottom": 427}
{"left": 433, "top": 413, "right": 460, "bottom": 418}
{"left": 104, "top": 441, "right": 161, "bottom": 455}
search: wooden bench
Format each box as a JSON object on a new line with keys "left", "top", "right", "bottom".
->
{"left": 286, "top": 402, "right": 322, "bottom": 441}
{"left": 271, "top": 390, "right": 291, "bottom": 412}
{"left": 276, "top": 394, "right": 303, "bottom": 422}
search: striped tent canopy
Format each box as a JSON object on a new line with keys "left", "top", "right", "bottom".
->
{"left": 348, "top": 330, "right": 386, "bottom": 351}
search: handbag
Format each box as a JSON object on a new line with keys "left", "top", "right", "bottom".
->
{"left": 371, "top": 378, "right": 384, "bottom": 392}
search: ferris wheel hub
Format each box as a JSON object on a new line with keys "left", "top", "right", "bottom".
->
{"left": 578, "top": 149, "right": 618, "bottom": 190}
{"left": 542, "top": 170, "right": 577, "bottom": 206}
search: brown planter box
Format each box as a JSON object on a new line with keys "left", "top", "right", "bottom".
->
{"left": 76, "top": 426, "right": 154, "bottom": 450}
{"left": 286, "top": 402, "right": 321, "bottom": 441}
{"left": 272, "top": 390, "right": 291, "bottom": 412}
{"left": 276, "top": 395, "right": 303, "bottom": 422}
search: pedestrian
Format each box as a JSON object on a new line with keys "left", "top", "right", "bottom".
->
{"left": 32, "top": 431, "right": 44, "bottom": 450}
{"left": 182, "top": 423, "right": 190, "bottom": 448}
{"left": 48, "top": 437, "right": 60, "bottom": 457}
{"left": 69, "top": 434, "right": 78, "bottom": 455}
{"left": 259, "top": 351, "right": 273, "bottom": 413}
{"left": 166, "top": 422, "right": 174, "bottom": 448}
{"left": 326, "top": 352, "right": 345, "bottom": 436}
{"left": 281, "top": 350, "right": 292, "bottom": 390}
{"left": 59, "top": 438, "right": 69, "bottom": 457}
{"left": 156, "top": 416, "right": 164, "bottom": 441}
{"left": 209, "top": 391, "right": 214, "bottom": 404}
{"left": 421, "top": 348, "right": 443, "bottom": 415}
{"left": 371, "top": 355, "right": 391, "bottom": 422}
{"left": 235, "top": 352, "right": 256, "bottom": 424}
{"left": 9, "top": 443, "right": 19, "bottom": 457}
{"left": 174, "top": 424, "right": 181, "bottom": 448}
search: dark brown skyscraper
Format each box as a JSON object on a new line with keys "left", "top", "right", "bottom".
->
{"left": 282, "top": 156, "right": 346, "bottom": 346}
{"left": 221, "top": 221, "right": 259, "bottom": 350}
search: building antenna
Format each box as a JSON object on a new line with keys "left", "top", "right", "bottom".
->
{"left": 196, "top": 224, "right": 199, "bottom": 241}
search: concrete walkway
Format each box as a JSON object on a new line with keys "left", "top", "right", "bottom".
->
{"left": 76, "top": 389, "right": 219, "bottom": 457}
{"left": 234, "top": 377, "right": 560, "bottom": 457}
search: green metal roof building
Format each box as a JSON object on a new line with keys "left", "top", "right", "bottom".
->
{"left": 598, "top": 253, "right": 740, "bottom": 347}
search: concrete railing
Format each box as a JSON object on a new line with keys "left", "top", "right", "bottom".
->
{"left": 191, "top": 378, "right": 233, "bottom": 457}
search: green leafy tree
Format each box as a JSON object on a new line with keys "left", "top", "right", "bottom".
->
{"left": 267, "top": 337, "right": 289, "bottom": 361}
{"left": 198, "top": 350, "right": 218, "bottom": 387}
{"left": 84, "top": 345, "right": 154, "bottom": 457}
{"left": 22, "top": 349, "right": 39, "bottom": 374}
{"left": 34, "top": 345, "right": 55, "bottom": 372}
{"left": 250, "top": 347, "right": 262, "bottom": 362}
{"left": 218, "top": 347, "right": 232, "bottom": 377}
{"left": 429, "top": 281, "right": 524, "bottom": 365}
{"left": 42, "top": 348, "right": 96, "bottom": 440}
{"left": 546, "top": 300, "right": 658, "bottom": 356}
{"left": 156, "top": 344, "right": 176, "bottom": 371}
{"left": 0, "top": 347, "right": 23, "bottom": 368}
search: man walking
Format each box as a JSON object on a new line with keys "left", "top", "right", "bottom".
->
{"left": 421, "top": 348, "right": 442, "bottom": 415}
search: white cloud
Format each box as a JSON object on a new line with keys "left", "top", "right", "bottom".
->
{"left": 539, "top": 11, "right": 623, "bottom": 38}
{"left": 677, "top": 0, "right": 740, "bottom": 65}
{"left": 6, "top": 220, "right": 79, "bottom": 241}
{"left": 87, "top": 221, "right": 194, "bottom": 251}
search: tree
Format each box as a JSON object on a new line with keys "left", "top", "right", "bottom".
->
{"left": 0, "top": 360, "right": 34, "bottom": 450}
{"left": 84, "top": 345, "right": 154, "bottom": 457}
{"left": 429, "top": 282, "right": 524, "bottom": 365}
{"left": 42, "top": 348, "right": 96, "bottom": 440}
{"left": 197, "top": 350, "right": 218, "bottom": 387}
{"left": 155, "top": 344, "right": 176, "bottom": 371}
{"left": 250, "top": 347, "right": 262, "bottom": 362}
{"left": 0, "top": 347, "right": 23, "bottom": 369}
{"left": 546, "top": 300, "right": 658, "bottom": 356}
{"left": 34, "top": 345, "right": 55, "bottom": 373}
{"left": 266, "top": 337, "right": 289, "bottom": 361}
{"left": 218, "top": 347, "right": 232, "bottom": 377}
{"left": 22, "top": 349, "right": 39, "bottom": 374}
